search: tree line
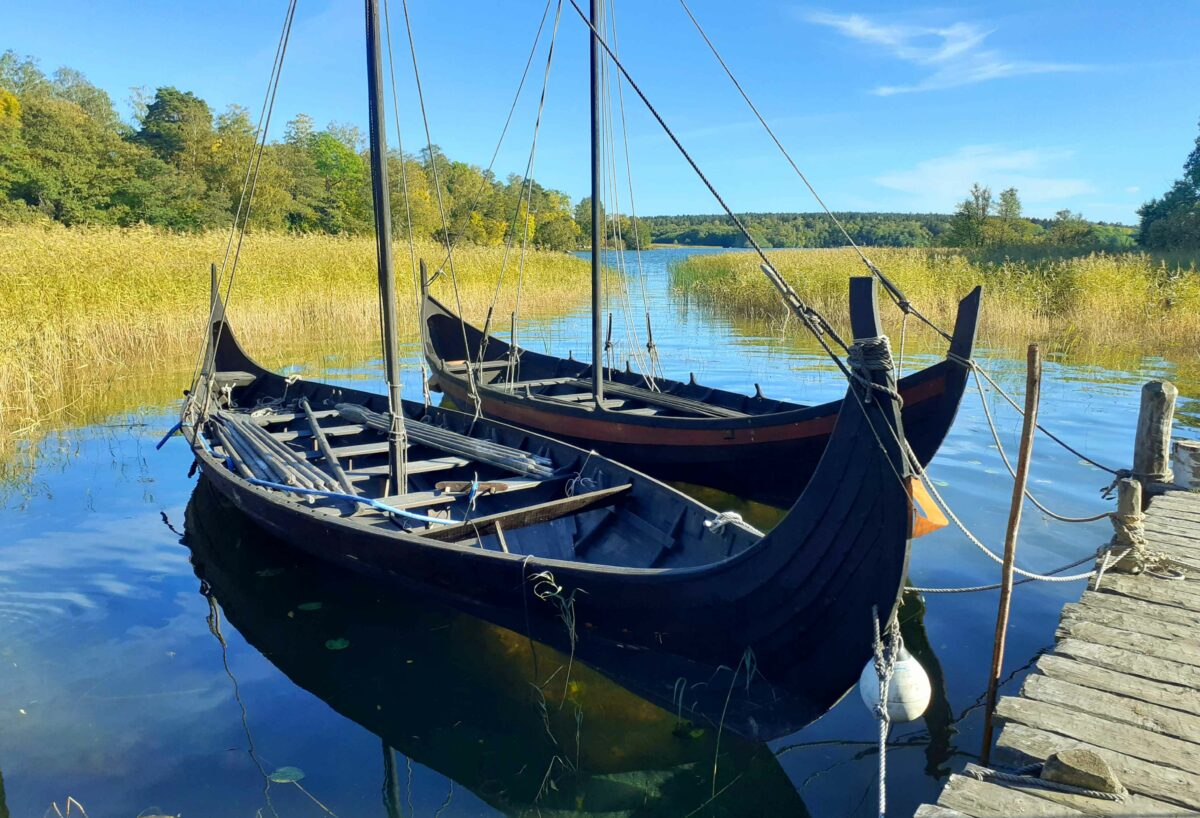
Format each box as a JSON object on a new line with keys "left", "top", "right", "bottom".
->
{"left": 2, "top": 50, "right": 1194, "bottom": 253}
{"left": 0, "top": 50, "right": 585, "bottom": 250}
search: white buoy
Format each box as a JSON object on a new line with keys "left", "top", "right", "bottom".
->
{"left": 859, "top": 646, "right": 932, "bottom": 723}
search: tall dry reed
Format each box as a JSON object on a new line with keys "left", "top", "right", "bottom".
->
{"left": 0, "top": 224, "right": 589, "bottom": 479}
{"left": 670, "top": 247, "right": 1200, "bottom": 353}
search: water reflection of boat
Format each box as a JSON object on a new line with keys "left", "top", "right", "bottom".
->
{"left": 183, "top": 479, "right": 810, "bottom": 817}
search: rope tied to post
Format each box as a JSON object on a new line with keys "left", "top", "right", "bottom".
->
{"left": 848, "top": 336, "right": 903, "bottom": 406}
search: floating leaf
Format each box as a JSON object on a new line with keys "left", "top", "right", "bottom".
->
{"left": 255, "top": 568, "right": 284, "bottom": 578}
{"left": 269, "top": 766, "right": 305, "bottom": 783}
{"left": 297, "top": 602, "right": 323, "bottom": 611}
{"left": 325, "top": 638, "right": 350, "bottom": 651}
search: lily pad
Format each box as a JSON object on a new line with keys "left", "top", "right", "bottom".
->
{"left": 325, "top": 638, "right": 350, "bottom": 651}
{"left": 297, "top": 602, "right": 323, "bottom": 611}
{"left": 269, "top": 766, "right": 305, "bottom": 783}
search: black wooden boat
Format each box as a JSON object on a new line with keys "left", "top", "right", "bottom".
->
{"left": 183, "top": 477, "right": 813, "bottom": 816}
{"left": 423, "top": 283, "right": 980, "bottom": 506}
{"left": 185, "top": 275, "right": 913, "bottom": 699}
{"left": 418, "top": 0, "right": 982, "bottom": 507}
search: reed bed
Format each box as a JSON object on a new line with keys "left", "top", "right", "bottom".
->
{"left": 670, "top": 247, "right": 1200, "bottom": 353}
{"left": 0, "top": 224, "right": 589, "bottom": 481}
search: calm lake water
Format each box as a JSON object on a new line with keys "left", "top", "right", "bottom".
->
{"left": 2, "top": 247, "right": 1197, "bottom": 816}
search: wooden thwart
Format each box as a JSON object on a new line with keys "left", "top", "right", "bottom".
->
{"left": 417, "top": 483, "right": 632, "bottom": 543}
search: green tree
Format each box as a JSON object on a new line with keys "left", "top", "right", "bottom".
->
{"left": 1047, "top": 209, "right": 1093, "bottom": 246}
{"left": 947, "top": 183, "right": 992, "bottom": 247}
{"left": 135, "top": 87, "right": 214, "bottom": 173}
{"left": 1138, "top": 117, "right": 1200, "bottom": 250}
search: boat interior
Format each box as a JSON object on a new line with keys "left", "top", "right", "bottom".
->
{"left": 425, "top": 300, "right": 806, "bottom": 420}
{"left": 196, "top": 367, "right": 759, "bottom": 570}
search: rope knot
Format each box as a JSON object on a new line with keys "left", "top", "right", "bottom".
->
{"left": 847, "top": 336, "right": 903, "bottom": 405}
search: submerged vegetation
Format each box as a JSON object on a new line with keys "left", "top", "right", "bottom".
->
{"left": 0, "top": 224, "right": 588, "bottom": 481}
{"left": 670, "top": 247, "right": 1200, "bottom": 352}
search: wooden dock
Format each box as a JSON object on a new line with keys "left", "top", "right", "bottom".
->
{"left": 915, "top": 485, "right": 1200, "bottom": 817}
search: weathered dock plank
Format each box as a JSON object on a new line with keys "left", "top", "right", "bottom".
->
{"left": 915, "top": 484, "right": 1200, "bottom": 816}
{"left": 996, "top": 722, "right": 1200, "bottom": 810}
{"left": 1036, "top": 653, "right": 1200, "bottom": 716}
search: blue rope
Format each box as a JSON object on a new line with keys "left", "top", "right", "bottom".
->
{"left": 243, "top": 477, "right": 456, "bottom": 526}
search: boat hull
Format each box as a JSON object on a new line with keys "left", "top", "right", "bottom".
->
{"left": 423, "top": 286, "right": 981, "bottom": 506}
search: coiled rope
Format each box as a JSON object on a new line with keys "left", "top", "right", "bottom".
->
{"left": 848, "top": 336, "right": 903, "bottom": 406}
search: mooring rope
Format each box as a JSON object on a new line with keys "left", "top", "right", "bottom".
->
{"left": 950, "top": 353, "right": 1121, "bottom": 476}
{"left": 871, "top": 607, "right": 901, "bottom": 818}
{"left": 971, "top": 369, "right": 1113, "bottom": 523}
{"left": 964, "top": 765, "right": 1126, "bottom": 802}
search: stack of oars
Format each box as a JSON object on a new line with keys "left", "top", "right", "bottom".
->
{"left": 334, "top": 403, "right": 556, "bottom": 479}
{"left": 210, "top": 411, "right": 342, "bottom": 496}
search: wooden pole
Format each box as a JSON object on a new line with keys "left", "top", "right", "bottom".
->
{"left": 1133, "top": 380, "right": 1177, "bottom": 491}
{"left": 1110, "top": 477, "right": 1146, "bottom": 573}
{"left": 980, "top": 343, "right": 1041, "bottom": 765}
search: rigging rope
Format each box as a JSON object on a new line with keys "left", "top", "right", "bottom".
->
{"left": 609, "top": 0, "right": 660, "bottom": 382}
{"left": 399, "top": 0, "right": 481, "bottom": 418}
{"left": 186, "top": 0, "right": 298, "bottom": 419}
{"left": 432, "top": 0, "right": 557, "bottom": 274}
{"left": 675, "top": 0, "right": 951, "bottom": 342}
{"left": 382, "top": 0, "right": 426, "bottom": 412}
{"left": 565, "top": 0, "right": 853, "bottom": 378}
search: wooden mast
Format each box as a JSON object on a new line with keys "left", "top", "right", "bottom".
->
{"left": 365, "top": 0, "right": 406, "bottom": 491}
{"left": 589, "top": 0, "right": 604, "bottom": 406}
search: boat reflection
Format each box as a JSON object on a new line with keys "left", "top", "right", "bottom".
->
{"left": 184, "top": 478, "right": 810, "bottom": 816}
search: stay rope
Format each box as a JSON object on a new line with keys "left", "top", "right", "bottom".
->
{"left": 399, "top": 0, "right": 481, "bottom": 417}
{"left": 186, "top": 0, "right": 298, "bottom": 419}
{"left": 381, "top": 0, "right": 426, "bottom": 409}
{"left": 675, "top": 0, "right": 950, "bottom": 342}
{"left": 608, "top": 0, "right": 660, "bottom": 382}
{"left": 597, "top": 0, "right": 658, "bottom": 389}
{"left": 565, "top": 0, "right": 852, "bottom": 378}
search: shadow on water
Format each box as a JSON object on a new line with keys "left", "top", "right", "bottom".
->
{"left": 183, "top": 477, "right": 812, "bottom": 817}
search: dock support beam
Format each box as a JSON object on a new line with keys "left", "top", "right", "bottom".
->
{"left": 1133, "top": 380, "right": 1177, "bottom": 492}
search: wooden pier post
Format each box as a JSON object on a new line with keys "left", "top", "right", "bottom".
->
{"left": 1109, "top": 477, "right": 1146, "bottom": 573}
{"left": 1172, "top": 439, "right": 1200, "bottom": 490}
{"left": 980, "top": 344, "right": 1041, "bottom": 766}
{"left": 1133, "top": 380, "right": 1177, "bottom": 491}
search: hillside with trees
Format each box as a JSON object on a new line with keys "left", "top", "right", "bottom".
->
{"left": 0, "top": 49, "right": 1163, "bottom": 255}
{"left": 0, "top": 50, "right": 582, "bottom": 249}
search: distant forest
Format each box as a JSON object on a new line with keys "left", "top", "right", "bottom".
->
{"left": 1, "top": 49, "right": 1194, "bottom": 252}
{"left": 643, "top": 211, "right": 1137, "bottom": 250}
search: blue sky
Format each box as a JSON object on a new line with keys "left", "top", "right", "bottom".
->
{"left": 7, "top": 1, "right": 1199, "bottom": 223}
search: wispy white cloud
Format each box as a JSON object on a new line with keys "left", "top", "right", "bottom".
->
{"left": 874, "top": 145, "right": 1095, "bottom": 211}
{"left": 804, "top": 11, "right": 1086, "bottom": 95}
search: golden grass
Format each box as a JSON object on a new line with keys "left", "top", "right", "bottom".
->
{"left": 670, "top": 247, "right": 1200, "bottom": 354}
{"left": 0, "top": 223, "right": 589, "bottom": 482}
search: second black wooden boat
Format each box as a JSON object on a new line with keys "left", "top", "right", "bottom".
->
{"left": 423, "top": 283, "right": 980, "bottom": 506}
